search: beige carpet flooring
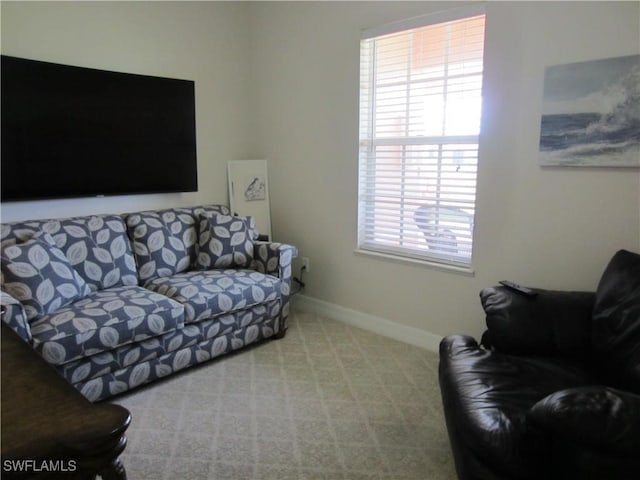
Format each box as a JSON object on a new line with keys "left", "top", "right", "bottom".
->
{"left": 111, "top": 310, "right": 457, "bottom": 480}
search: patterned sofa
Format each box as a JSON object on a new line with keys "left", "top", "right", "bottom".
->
{"left": 0, "top": 205, "right": 296, "bottom": 401}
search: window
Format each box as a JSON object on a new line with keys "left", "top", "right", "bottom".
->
{"left": 358, "top": 7, "right": 486, "bottom": 269}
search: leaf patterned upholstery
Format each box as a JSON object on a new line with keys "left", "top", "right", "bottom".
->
{"left": 29, "top": 286, "right": 185, "bottom": 366}
{"left": 144, "top": 270, "right": 281, "bottom": 323}
{"left": 125, "top": 205, "right": 230, "bottom": 284}
{"left": 253, "top": 242, "right": 297, "bottom": 332}
{"left": 0, "top": 290, "right": 31, "bottom": 341}
{"left": 196, "top": 213, "right": 256, "bottom": 269}
{"left": 75, "top": 310, "right": 277, "bottom": 401}
{"left": 0, "top": 205, "right": 296, "bottom": 401}
{"left": 59, "top": 302, "right": 277, "bottom": 392}
{"left": 1, "top": 231, "right": 92, "bottom": 320}
{"left": 0, "top": 215, "right": 138, "bottom": 292}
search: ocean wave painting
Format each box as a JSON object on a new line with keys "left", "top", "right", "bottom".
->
{"left": 539, "top": 54, "right": 640, "bottom": 167}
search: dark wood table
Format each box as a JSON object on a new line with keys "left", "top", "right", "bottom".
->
{"left": 1, "top": 324, "right": 131, "bottom": 479}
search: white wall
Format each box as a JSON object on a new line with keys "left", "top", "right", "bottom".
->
{"left": 2, "top": 1, "right": 639, "bottom": 342}
{"left": 250, "top": 1, "right": 640, "bottom": 339}
{"left": 0, "top": 1, "right": 255, "bottom": 222}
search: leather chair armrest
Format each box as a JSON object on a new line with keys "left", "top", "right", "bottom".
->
{"left": 480, "top": 287, "right": 595, "bottom": 359}
{"left": 439, "top": 334, "right": 481, "bottom": 357}
{"left": 528, "top": 386, "right": 640, "bottom": 457}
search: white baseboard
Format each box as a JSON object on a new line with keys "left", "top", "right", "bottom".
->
{"left": 292, "top": 294, "right": 442, "bottom": 353}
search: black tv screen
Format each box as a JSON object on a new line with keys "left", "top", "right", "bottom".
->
{"left": 1, "top": 55, "right": 198, "bottom": 201}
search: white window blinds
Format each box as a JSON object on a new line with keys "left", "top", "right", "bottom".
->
{"left": 358, "top": 8, "right": 485, "bottom": 268}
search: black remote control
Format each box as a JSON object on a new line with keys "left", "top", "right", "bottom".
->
{"left": 499, "top": 280, "right": 538, "bottom": 298}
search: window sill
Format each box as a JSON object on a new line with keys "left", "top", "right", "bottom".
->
{"left": 354, "top": 248, "right": 475, "bottom": 276}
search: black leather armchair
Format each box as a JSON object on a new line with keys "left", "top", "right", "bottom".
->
{"left": 439, "top": 250, "right": 640, "bottom": 480}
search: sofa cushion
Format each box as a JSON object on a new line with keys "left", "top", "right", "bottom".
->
{"left": 1, "top": 215, "right": 138, "bottom": 292}
{"left": 196, "top": 213, "right": 255, "bottom": 269}
{"left": 125, "top": 205, "right": 230, "bottom": 284}
{"left": 592, "top": 249, "right": 640, "bottom": 394}
{"left": 29, "top": 285, "right": 185, "bottom": 366}
{"left": 144, "top": 269, "right": 281, "bottom": 323}
{"left": 1, "top": 232, "right": 92, "bottom": 320}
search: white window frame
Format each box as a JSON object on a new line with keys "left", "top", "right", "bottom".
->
{"left": 357, "top": 5, "right": 486, "bottom": 272}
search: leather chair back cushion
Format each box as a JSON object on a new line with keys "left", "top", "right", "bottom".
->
{"left": 480, "top": 287, "right": 594, "bottom": 359}
{"left": 592, "top": 249, "right": 640, "bottom": 394}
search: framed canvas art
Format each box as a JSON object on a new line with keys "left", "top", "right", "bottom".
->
{"left": 227, "top": 160, "right": 272, "bottom": 240}
{"left": 538, "top": 54, "right": 639, "bottom": 167}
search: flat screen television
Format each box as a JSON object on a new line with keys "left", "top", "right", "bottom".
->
{"left": 1, "top": 55, "right": 198, "bottom": 201}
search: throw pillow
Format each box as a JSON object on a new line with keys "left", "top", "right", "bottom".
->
{"left": 197, "top": 213, "right": 255, "bottom": 269}
{"left": 125, "top": 210, "right": 194, "bottom": 283}
{"left": 1, "top": 232, "right": 91, "bottom": 320}
{"left": 1, "top": 215, "right": 138, "bottom": 292}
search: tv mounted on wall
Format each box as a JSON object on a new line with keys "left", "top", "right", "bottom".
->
{"left": 1, "top": 55, "right": 198, "bottom": 201}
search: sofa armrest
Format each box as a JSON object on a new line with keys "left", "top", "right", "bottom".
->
{"left": 252, "top": 242, "right": 298, "bottom": 334}
{"left": 529, "top": 386, "right": 640, "bottom": 457}
{"left": 1, "top": 289, "right": 32, "bottom": 343}
{"left": 480, "top": 286, "right": 595, "bottom": 359}
{"left": 253, "top": 242, "right": 298, "bottom": 281}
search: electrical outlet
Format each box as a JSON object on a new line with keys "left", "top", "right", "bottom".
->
{"left": 301, "top": 257, "right": 310, "bottom": 273}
